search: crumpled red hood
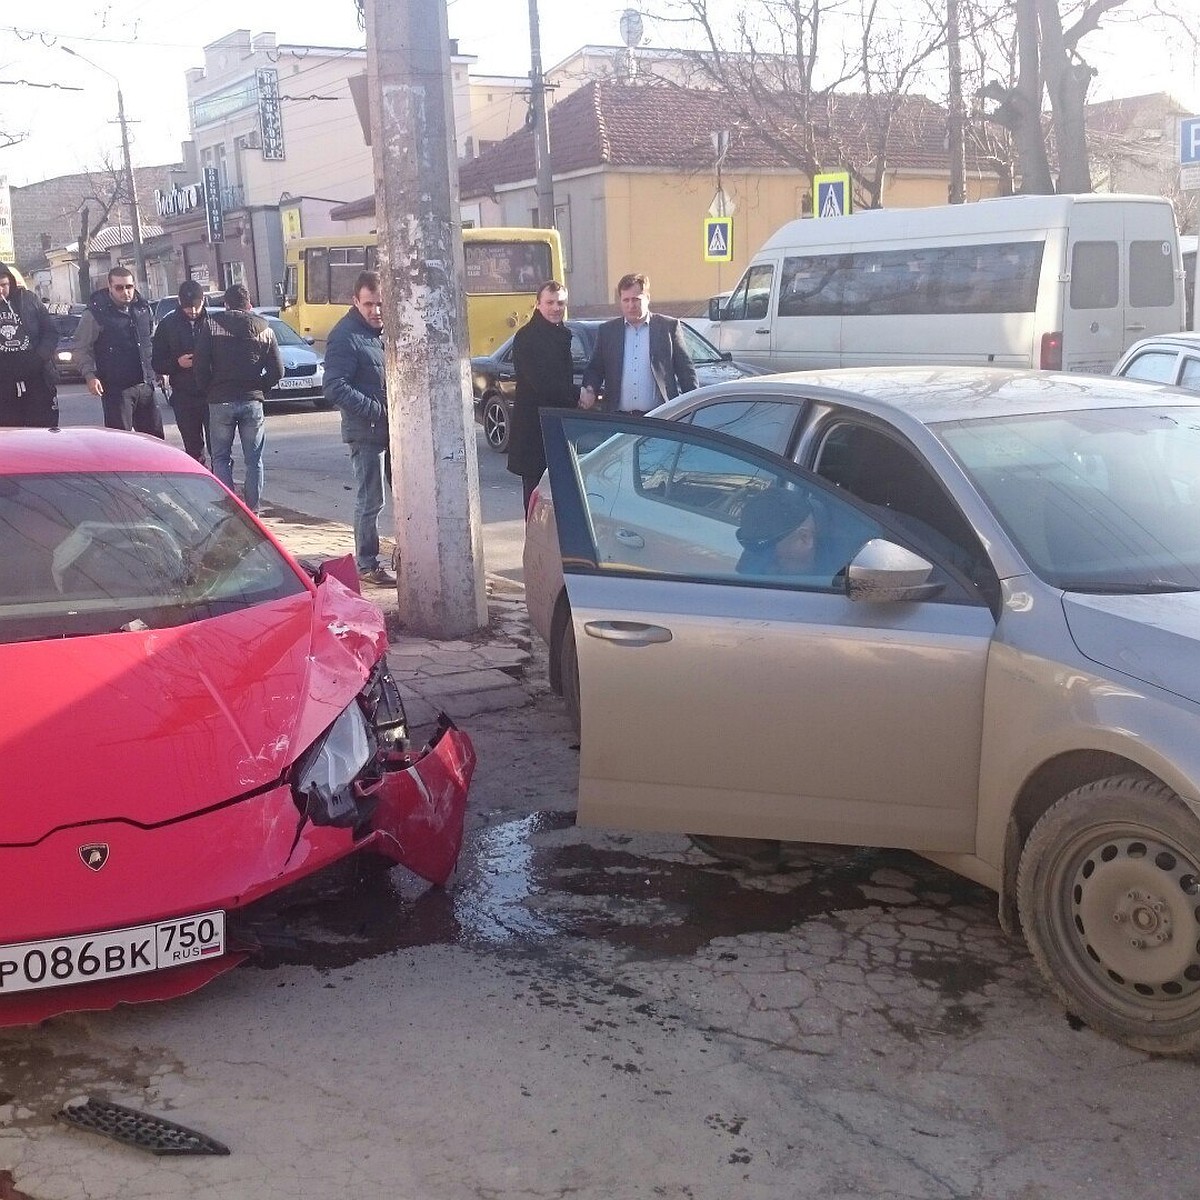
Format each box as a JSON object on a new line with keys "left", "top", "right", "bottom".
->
{"left": 0, "top": 575, "right": 388, "bottom": 844}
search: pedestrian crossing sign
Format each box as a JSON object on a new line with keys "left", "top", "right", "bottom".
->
{"left": 813, "top": 172, "right": 852, "bottom": 218}
{"left": 704, "top": 217, "right": 733, "bottom": 263}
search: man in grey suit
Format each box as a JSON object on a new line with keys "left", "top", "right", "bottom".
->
{"left": 579, "top": 272, "right": 698, "bottom": 414}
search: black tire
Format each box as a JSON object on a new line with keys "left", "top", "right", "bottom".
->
{"left": 1017, "top": 774, "right": 1200, "bottom": 1055}
{"left": 482, "top": 395, "right": 510, "bottom": 453}
{"left": 557, "top": 617, "right": 581, "bottom": 736}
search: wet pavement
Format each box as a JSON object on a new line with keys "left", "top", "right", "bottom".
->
{"left": 2, "top": 515, "right": 1198, "bottom": 1199}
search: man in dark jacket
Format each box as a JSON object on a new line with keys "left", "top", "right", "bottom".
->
{"left": 0, "top": 263, "right": 58, "bottom": 428}
{"left": 74, "top": 266, "right": 163, "bottom": 437}
{"left": 506, "top": 280, "right": 578, "bottom": 512}
{"left": 194, "top": 283, "right": 283, "bottom": 514}
{"left": 151, "top": 280, "right": 210, "bottom": 465}
{"left": 323, "top": 270, "right": 394, "bottom": 585}
{"left": 580, "top": 272, "right": 697, "bottom": 415}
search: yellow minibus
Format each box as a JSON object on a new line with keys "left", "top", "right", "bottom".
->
{"left": 279, "top": 227, "right": 565, "bottom": 355}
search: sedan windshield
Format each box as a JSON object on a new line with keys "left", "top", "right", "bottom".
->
{"left": 268, "top": 317, "right": 308, "bottom": 348}
{"left": 1, "top": 472, "right": 306, "bottom": 643}
{"left": 939, "top": 407, "right": 1200, "bottom": 592}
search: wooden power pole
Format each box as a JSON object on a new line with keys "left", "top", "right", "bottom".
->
{"left": 364, "top": 0, "right": 488, "bottom": 637}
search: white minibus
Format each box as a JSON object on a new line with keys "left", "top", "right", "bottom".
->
{"left": 706, "top": 194, "right": 1185, "bottom": 374}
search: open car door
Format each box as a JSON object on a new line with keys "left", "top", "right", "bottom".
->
{"left": 540, "top": 410, "right": 996, "bottom": 853}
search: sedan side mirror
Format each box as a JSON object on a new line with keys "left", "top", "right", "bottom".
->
{"left": 304, "top": 335, "right": 316, "bottom": 345}
{"left": 844, "top": 539, "right": 943, "bottom": 603}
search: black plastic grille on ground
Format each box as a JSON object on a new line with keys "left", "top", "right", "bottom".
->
{"left": 55, "top": 1098, "right": 230, "bottom": 1156}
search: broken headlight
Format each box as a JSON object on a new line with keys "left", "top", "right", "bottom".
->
{"left": 291, "top": 702, "right": 373, "bottom": 828}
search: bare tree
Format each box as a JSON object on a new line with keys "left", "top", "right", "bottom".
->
{"left": 649, "top": 0, "right": 951, "bottom": 209}
{"left": 981, "top": 0, "right": 1197, "bottom": 193}
{"left": 74, "top": 157, "right": 129, "bottom": 301}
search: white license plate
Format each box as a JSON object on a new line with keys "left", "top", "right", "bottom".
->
{"left": 0, "top": 911, "right": 226, "bottom": 994}
{"left": 275, "top": 376, "right": 315, "bottom": 390}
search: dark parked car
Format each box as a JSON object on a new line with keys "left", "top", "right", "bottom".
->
{"left": 470, "top": 318, "right": 761, "bottom": 454}
{"left": 51, "top": 313, "right": 84, "bottom": 383}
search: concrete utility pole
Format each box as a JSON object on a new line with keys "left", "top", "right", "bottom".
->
{"left": 528, "top": 0, "right": 556, "bottom": 227}
{"left": 946, "top": 0, "right": 967, "bottom": 205}
{"left": 62, "top": 46, "right": 147, "bottom": 293}
{"left": 364, "top": 0, "right": 488, "bottom": 638}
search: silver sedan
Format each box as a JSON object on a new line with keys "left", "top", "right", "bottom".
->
{"left": 524, "top": 366, "right": 1200, "bottom": 1055}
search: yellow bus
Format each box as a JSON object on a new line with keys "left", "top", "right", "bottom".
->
{"left": 278, "top": 227, "right": 565, "bottom": 355}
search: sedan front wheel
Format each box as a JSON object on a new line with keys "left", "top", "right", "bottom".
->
{"left": 1017, "top": 775, "right": 1200, "bottom": 1055}
{"left": 482, "top": 395, "right": 510, "bottom": 453}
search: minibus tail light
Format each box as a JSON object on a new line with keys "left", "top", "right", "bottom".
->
{"left": 1040, "top": 331, "right": 1063, "bottom": 370}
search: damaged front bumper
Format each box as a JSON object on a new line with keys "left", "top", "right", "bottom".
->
{"left": 0, "top": 666, "right": 475, "bottom": 1027}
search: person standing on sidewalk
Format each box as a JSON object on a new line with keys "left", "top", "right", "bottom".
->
{"left": 506, "top": 280, "right": 578, "bottom": 513}
{"left": 74, "top": 266, "right": 163, "bottom": 437}
{"left": 579, "top": 272, "right": 697, "bottom": 415}
{"left": 0, "top": 263, "right": 59, "bottom": 428}
{"left": 151, "top": 280, "right": 210, "bottom": 465}
{"left": 194, "top": 284, "right": 282, "bottom": 514}
{"left": 322, "top": 270, "right": 395, "bottom": 587}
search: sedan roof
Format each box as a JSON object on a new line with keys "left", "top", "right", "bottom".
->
{"left": 0, "top": 427, "right": 209, "bottom": 476}
{"left": 662, "top": 365, "right": 1200, "bottom": 427}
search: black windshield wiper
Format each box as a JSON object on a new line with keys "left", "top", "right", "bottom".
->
{"left": 1064, "top": 581, "right": 1198, "bottom": 594}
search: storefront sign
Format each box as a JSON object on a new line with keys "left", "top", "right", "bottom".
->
{"left": 154, "top": 181, "right": 203, "bottom": 219}
{"left": 280, "top": 206, "right": 303, "bottom": 242}
{"left": 202, "top": 166, "right": 224, "bottom": 244}
{"left": 0, "top": 177, "right": 13, "bottom": 263}
{"left": 189, "top": 264, "right": 211, "bottom": 287}
{"left": 257, "top": 68, "right": 285, "bottom": 161}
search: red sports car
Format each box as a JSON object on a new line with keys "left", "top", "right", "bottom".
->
{"left": 0, "top": 427, "right": 475, "bottom": 1025}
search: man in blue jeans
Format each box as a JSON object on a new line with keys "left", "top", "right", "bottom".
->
{"left": 322, "top": 269, "right": 394, "bottom": 586}
{"left": 194, "top": 284, "right": 283, "bottom": 514}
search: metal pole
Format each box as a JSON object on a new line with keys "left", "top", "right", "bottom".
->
{"left": 528, "top": 0, "right": 556, "bottom": 227}
{"left": 947, "top": 0, "right": 967, "bottom": 205}
{"left": 115, "top": 86, "right": 148, "bottom": 291}
{"left": 364, "top": 0, "right": 487, "bottom": 637}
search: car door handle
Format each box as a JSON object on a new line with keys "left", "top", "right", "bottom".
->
{"left": 1125, "top": 323, "right": 1146, "bottom": 332}
{"left": 614, "top": 529, "right": 645, "bottom": 548}
{"left": 583, "top": 621, "right": 673, "bottom": 645}
{"left": 755, "top": 327, "right": 770, "bottom": 334}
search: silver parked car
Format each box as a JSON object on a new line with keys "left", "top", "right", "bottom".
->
{"left": 1113, "top": 332, "right": 1200, "bottom": 390}
{"left": 524, "top": 366, "right": 1200, "bottom": 1054}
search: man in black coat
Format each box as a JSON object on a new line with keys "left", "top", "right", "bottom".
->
{"left": 151, "top": 280, "right": 210, "bottom": 465}
{"left": 506, "top": 280, "right": 578, "bottom": 512}
{"left": 0, "top": 263, "right": 58, "bottom": 428}
{"left": 580, "top": 271, "right": 697, "bottom": 415}
{"left": 74, "top": 266, "right": 163, "bottom": 437}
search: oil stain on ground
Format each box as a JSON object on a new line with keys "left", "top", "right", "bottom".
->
{"left": 235, "top": 810, "right": 995, "bottom": 987}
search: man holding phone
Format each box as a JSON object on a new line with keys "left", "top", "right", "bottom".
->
{"left": 152, "top": 280, "right": 210, "bottom": 464}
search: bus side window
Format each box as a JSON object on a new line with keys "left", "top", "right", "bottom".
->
{"left": 305, "top": 248, "right": 330, "bottom": 305}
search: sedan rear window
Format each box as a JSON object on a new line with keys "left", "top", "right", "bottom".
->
{"left": 1, "top": 472, "right": 306, "bottom": 643}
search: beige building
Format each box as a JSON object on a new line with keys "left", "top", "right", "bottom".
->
{"left": 457, "top": 81, "right": 1001, "bottom": 313}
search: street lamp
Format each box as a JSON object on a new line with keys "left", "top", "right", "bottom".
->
{"left": 62, "top": 45, "right": 147, "bottom": 293}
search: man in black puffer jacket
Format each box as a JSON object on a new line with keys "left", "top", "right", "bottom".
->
{"left": 0, "top": 263, "right": 58, "bottom": 428}
{"left": 151, "top": 279, "right": 210, "bottom": 465}
{"left": 74, "top": 266, "right": 163, "bottom": 437}
{"left": 194, "top": 283, "right": 283, "bottom": 514}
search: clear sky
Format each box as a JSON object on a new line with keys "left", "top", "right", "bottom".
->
{"left": 1, "top": 0, "right": 1196, "bottom": 187}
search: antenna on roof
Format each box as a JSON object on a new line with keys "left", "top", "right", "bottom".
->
{"left": 617, "top": 9, "right": 644, "bottom": 81}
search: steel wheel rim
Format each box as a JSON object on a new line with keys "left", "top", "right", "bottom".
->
{"left": 484, "top": 400, "right": 507, "bottom": 448}
{"left": 1046, "top": 820, "right": 1200, "bottom": 1019}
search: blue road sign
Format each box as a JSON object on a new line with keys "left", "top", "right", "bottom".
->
{"left": 1182, "top": 117, "right": 1200, "bottom": 166}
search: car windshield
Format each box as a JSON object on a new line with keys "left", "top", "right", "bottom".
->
{"left": 938, "top": 406, "right": 1200, "bottom": 592}
{"left": 0, "top": 471, "right": 306, "bottom": 644}
{"left": 268, "top": 317, "right": 307, "bottom": 348}
{"left": 680, "top": 322, "right": 724, "bottom": 365}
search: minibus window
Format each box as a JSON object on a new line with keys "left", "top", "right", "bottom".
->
{"left": 1070, "top": 242, "right": 1119, "bottom": 309}
{"left": 305, "top": 247, "right": 330, "bottom": 304}
{"left": 1129, "top": 240, "right": 1176, "bottom": 308}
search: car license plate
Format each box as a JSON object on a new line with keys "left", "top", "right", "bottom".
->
{"left": 275, "top": 376, "right": 313, "bottom": 390}
{"left": 0, "top": 911, "right": 225, "bottom": 994}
